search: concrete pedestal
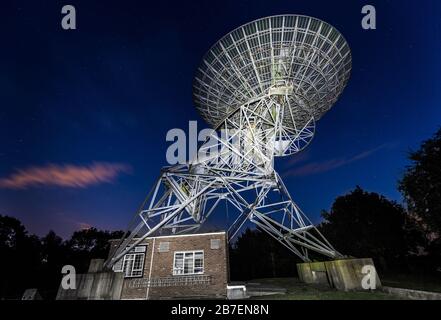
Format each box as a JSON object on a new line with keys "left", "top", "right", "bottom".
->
{"left": 227, "top": 285, "right": 248, "bottom": 300}
{"left": 56, "top": 259, "right": 124, "bottom": 300}
{"left": 297, "top": 258, "right": 382, "bottom": 291}
{"left": 297, "top": 261, "right": 329, "bottom": 286}
{"left": 22, "top": 288, "right": 42, "bottom": 300}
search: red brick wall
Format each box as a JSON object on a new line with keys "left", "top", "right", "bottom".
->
{"left": 109, "top": 232, "right": 228, "bottom": 299}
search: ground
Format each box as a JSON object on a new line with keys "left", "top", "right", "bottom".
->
{"left": 246, "top": 278, "right": 402, "bottom": 300}
{"left": 381, "top": 273, "right": 441, "bottom": 293}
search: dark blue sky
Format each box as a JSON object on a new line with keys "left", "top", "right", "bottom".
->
{"left": 1, "top": 0, "right": 440, "bottom": 237}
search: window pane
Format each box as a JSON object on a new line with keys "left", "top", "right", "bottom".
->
{"left": 134, "top": 246, "right": 146, "bottom": 253}
{"left": 194, "top": 252, "right": 203, "bottom": 259}
{"left": 195, "top": 251, "right": 203, "bottom": 273}
{"left": 194, "top": 267, "right": 203, "bottom": 274}
{"left": 174, "top": 253, "right": 184, "bottom": 275}
{"left": 174, "top": 253, "right": 183, "bottom": 262}
{"left": 124, "top": 255, "right": 134, "bottom": 277}
{"left": 132, "top": 270, "right": 142, "bottom": 277}
{"left": 133, "top": 254, "right": 143, "bottom": 271}
{"left": 195, "top": 257, "right": 203, "bottom": 268}
{"left": 184, "top": 257, "right": 194, "bottom": 274}
{"left": 174, "top": 255, "right": 183, "bottom": 267}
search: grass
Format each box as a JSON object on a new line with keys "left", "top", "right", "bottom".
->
{"left": 248, "top": 278, "right": 403, "bottom": 300}
{"left": 381, "top": 273, "right": 441, "bottom": 293}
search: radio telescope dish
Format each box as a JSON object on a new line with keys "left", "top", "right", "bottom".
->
{"left": 193, "top": 15, "right": 351, "bottom": 155}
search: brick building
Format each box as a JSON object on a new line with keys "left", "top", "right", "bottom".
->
{"left": 109, "top": 231, "right": 229, "bottom": 299}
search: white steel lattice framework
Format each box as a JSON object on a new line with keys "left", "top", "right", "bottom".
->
{"left": 105, "top": 15, "right": 352, "bottom": 267}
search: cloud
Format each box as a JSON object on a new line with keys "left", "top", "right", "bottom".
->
{"left": 286, "top": 150, "right": 310, "bottom": 166}
{"left": 284, "top": 144, "right": 390, "bottom": 177}
{"left": 0, "top": 162, "right": 131, "bottom": 189}
{"left": 77, "top": 222, "right": 92, "bottom": 230}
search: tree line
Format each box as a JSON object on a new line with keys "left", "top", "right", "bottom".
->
{"left": 0, "top": 222, "right": 123, "bottom": 299}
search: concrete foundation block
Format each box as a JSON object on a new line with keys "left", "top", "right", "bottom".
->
{"left": 22, "top": 289, "right": 42, "bottom": 300}
{"left": 57, "top": 259, "right": 123, "bottom": 300}
{"left": 227, "top": 285, "right": 248, "bottom": 300}
{"left": 297, "top": 258, "right": 382, "bottom": 291}
{"left": 90, "top": 271, "right": 124, "bottom": 300}
{"left": 325, "top": 258, "right": 381, "bottom": 291}
{"left": 88, "top": 259, "right": 105, "bottom": 273}
{"left": 296, "top": 261, "right": 329, "bottom": 286}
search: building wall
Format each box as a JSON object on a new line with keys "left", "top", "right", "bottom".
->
{"left": 108, "top": 232, "right": 229, "bottom": 300}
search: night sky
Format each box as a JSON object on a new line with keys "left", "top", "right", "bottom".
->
{"left": 1, "top": 0, "right": 440, "bottom": 238}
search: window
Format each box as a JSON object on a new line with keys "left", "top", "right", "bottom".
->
{"left": 173, "top": 251, "right": 204, "bottom": 275}
{"left": 112, "top": 246, "right": 146, "bottom": 278}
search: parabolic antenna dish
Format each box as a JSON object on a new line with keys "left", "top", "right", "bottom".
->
{"left": 193, "top": 15, "right": 352, "bottom": 129}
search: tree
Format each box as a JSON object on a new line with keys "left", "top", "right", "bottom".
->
{"left": 398, "top": 128, "right": 441, "bottom": 271}
{"left": 39, "top": 231, "right": 67, "bottom": 298}
{"left": 399, "top": 128, "right": 441, "bottom": 236}
{"left": 0, "top": 215, "right": 28, "bottom": 250}
{"left": 319, "top": 187, "right": 411, "bottom": 271}
{"left": 65, "top": 228, "right": 124, "bottom": 273}
{"left": 0, "top": 215, "right": 41, "bottom": 299}
{"left": 0, "top": 215, "right": 125, "bottom": 299}
{"left": 229, "top": 228, "right": 300, "bottom": 280}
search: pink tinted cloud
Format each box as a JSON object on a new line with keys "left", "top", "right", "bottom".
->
{"left": 77, "top": 222, "right": 92, "bottom": 230}
{"left": 0, "top": 162, "right": 131, "bottom": 189}
{"left": 284, "top": 144, "right": 390, "bottom": 177}
{"left": 286, "top": 150, "right": 310, "bottom": 166}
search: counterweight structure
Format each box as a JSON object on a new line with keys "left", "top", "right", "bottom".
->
{"left": 106, "top": 15, "right": 352, "bottom": 267}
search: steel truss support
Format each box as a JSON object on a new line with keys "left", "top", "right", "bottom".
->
{"left": 105, "top": 93, "right": 342, "bottom": 268}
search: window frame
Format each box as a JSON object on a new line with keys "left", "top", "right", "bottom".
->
{"left": 112, "top": 245, "right": 146, "bottom": 278}
{"left": 173, "top": 250, "right": 204, "bottom": 276}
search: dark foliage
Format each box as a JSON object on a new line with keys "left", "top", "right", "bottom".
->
{"left": 0, "top": 215, "right": 123, "bottom": 300}
{"left": 65, "top": 228, "right": 124, "bottom": 274}
{"left": 319, "top": 186, "right": 426, "bottom": 272}
{"left": 229, "top": 228, "right": 301, "bottom": 281}
{"left": 0, "top": 216, "right": 41, "bottom": 299}
{"left": 399, "top": 128, "right": 441, "bottom": 239}
{"left": 396, "top": 128, "right": 441, "bottom": 272}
